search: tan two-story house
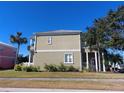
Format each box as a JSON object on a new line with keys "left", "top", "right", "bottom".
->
{"left": 28, "top": 30, "right": 106, "bottom": 72}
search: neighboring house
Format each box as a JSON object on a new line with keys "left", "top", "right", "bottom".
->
{"left": 28, "top": 30, "right": 105, "bottom": 72}
{"left": 0, "top": 42, "right": 17, "bottom": 69}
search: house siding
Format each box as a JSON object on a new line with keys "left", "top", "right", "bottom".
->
{"left": 0, "top": 43, "right": 16, "bottom": 69}
{"left": 36, "top": 35, "right": 80, "bottom": 50}
{"left": 32, "top": 34, "right": 82, "bottom": 71}
{"left": 33, "top": 51, "right": 81, "bottom": 71}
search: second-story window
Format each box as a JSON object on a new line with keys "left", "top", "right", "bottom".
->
{"left": 48, "top": 36, "right": 52, "bottom": 45}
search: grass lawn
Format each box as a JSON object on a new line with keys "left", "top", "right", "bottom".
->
{"left": 0, "top": 70, "right": 124, "bottom": 91}
{"left": 0, "top": 80, "right": 124, "bottom": 91}
{"left": 0, "top": 70, "right": 124, "bottom": 79}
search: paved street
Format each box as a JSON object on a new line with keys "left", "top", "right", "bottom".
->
{"left": 0, "top": 78, "right": 124, "bottom": 82}
{"left": 0, "top": 88, "right": 114, "bottom": 92}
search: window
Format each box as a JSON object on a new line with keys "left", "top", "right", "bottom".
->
{"left": 64, "top": 53, "right": 73, "bottom": 63}
{"left": 48, "top": 37, "right": 52, "bottom": 45}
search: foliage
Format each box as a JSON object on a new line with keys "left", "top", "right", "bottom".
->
{"left": 104, "top": 49, "right": 123, "bottom": 64}
{"left": 67, "top": 65, "right": 79, "bottom": 72}
{"left": 22, "top": 66, "right": 40, "bottom": 72}
{"left": 10, "top": 32, "right": 27, "bottom": 45}
{"left": 44, "top": 64, "right": 58, "bottom": 72}
{"left": 14, "top": 64, "right": 22, "bottom": 71}
{"left": 58, "top": 63, "right": 67, "bottom": 72}
{"left": 44, "top": 64, "right": 79, "bottom": 72}
{"left": 17, "top": 54, "right": 29, "bottom": 64}
{"left": 81, "top": 6, "right": 124, "bottom": 70}
{"left": 110, "top": 54, "right": 123, "bottom": 64}
{"left": 10, "top": 32, "right": 27, "bottom": 64}
{"left": 14, "top": 64, "right": 40, "bottom": 72}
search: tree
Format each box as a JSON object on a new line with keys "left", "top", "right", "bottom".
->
{"left": 84, "top": 18, "right": 108, "bottom": 71}
{"left": 10, "top": 32, "right": 27, "bottom": 64}
{"left": 103, "top": 49, "right": 123, "bottom": 71}
{"left": 106, "top": 7, "right": 124, "bottom": 50}
{"left": 18, "top": 54, "right": 29, "bottom": 64}
{"left": 82, "top": 6, "right": 124, "bottom": 72}
{"left": 109, "top": 54, "right": 123, "bottom": 72}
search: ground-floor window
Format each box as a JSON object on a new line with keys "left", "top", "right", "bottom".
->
{"left": 64, "top": 53, "right": 73, "bottom": 63}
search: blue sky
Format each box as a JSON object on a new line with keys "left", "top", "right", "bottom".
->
{"left": 0, "top": 1, "right": 124, "bottom": 56}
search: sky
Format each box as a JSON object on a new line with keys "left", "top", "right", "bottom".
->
{"left": 0, "top": 1, "right": 124, "bottom": 56}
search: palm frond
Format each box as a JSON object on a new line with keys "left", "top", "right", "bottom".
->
{"left": 10, "top": 35, "right": 16, "bottom": 43}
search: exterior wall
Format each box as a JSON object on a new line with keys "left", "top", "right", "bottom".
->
{"left": 36, "top": 35, "right": 80, "bottom": 50}
{"left": 0, "top": 43, "right": 16, "bottom": 69}
{"left": 33, "top": 51, "right": 81, "bottom": 71}
{"left": 32, "top": 34, "right": 82, "bottom": 71}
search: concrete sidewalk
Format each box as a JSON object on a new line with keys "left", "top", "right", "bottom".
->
{"left": 0, "top": 78, "right": 124, "bottom": 82}
{"left": 0, "top": 88, "right": 114, "bottom": 92}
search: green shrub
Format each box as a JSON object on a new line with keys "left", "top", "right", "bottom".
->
{"left": 22, "top": 66, "right": 41, "bottom": 72}
{"left": 44, "top": 64, "right": 58, "bottom": 72}
{"left": 44, "top": 63, "right": 79, "bottom": 72}
{"left": 22, "top": 66, "right": 32, "bottom": 72}
{"left": 58, "top": 63, "right": 67, "bottom": 72}
{"left": 14, "top": 64, "right": 40, "bottom": 72}
{"left": 32, "top": 66, "right": 40, "bottom": 72}
{"left": 22, "top": 66, "right": 27, "bottom": 71}
{"left": 14, "top": 64, "right": 22, "bottom": 71}
{"left": 44, "top": 64, "right": 49, "bottom": 71}
{"left": 67, "top": 65, "right": 79, "bottom": 72}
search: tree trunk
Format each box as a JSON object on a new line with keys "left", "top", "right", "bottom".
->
{"left": 16, "top": 44, "right": 20, "bottom": 64}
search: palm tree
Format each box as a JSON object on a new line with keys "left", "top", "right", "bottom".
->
{"left": 10, "top": 32, "right": 27, "bottom": 64}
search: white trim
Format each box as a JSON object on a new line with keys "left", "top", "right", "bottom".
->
{"left": 79, "top": 34, "right": 82, "bottom": 71}
{"left": 95, "top": 51, "right": 98, "bottom": 72}
{"left": 86, "top": 51, "right": 89, "bottom": 69}
{"left": 28, "top": 51, "right": 31, "bottom": 64}
{"left": 34, "top": 35, "right": 36, "bottom": 52}
{"left": 102, "top": 53, "right": 106, "bottom": 72}
{"left": 0, "top": 56, "right": 16, "bottom": 58}
{"left": 64, "top": 53, "right": 74, "bottom": 64}
{"left": 98, "top": 52, "right": 101, "bottom": 72}
{"left": 36, "top": 49, "right": 80, "bottom": 52}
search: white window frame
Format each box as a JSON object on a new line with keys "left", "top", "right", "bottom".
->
{"left": 64, "top": 53, "right": 74, "bottom": 64}
{"left": 48, "top": 36, "right": 52, "bottom": 45}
